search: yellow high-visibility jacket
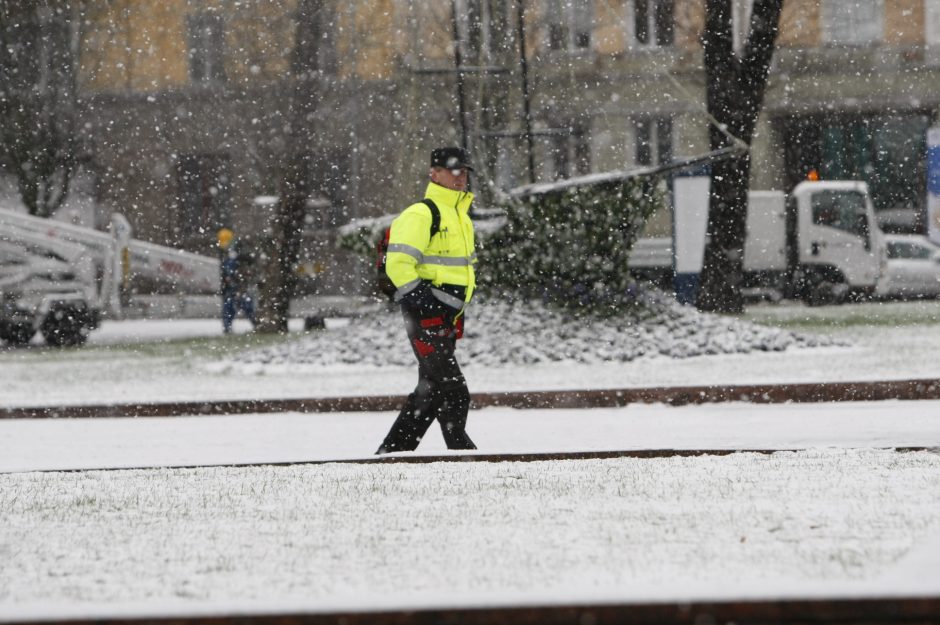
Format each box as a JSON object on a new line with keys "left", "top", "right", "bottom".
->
{"left": 386, "top": 182, "right": 476, "bottom": 310}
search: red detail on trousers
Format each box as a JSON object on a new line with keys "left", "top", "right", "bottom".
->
{"left": 455, "top": 317, "right": 464, "bottom": 339}
{"left": 413, "top": 339, "right": 435, "bottom": 356}
{"left": 420, "top": 316, "right": 444, "bottom": 328}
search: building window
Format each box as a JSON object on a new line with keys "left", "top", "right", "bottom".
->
{"left": 546, "top": 0, "right": 592, "bottom": 52}
{"left": 187, "top": 13, "right": 226, "bottom": 83}
{"left": 928, "top": 1, "right": 940, "bottom": 66}
{"left": 551, "top": 131, "right": 570, "bottom": 179}
{"left": 311, "top": 148, "right": 353, "bottom": 227}
{"left": 821, "top": 0, "right": 883, "bottom": 45}
{"left": 632, "top": 0, "right": 674, "bottom": 48}
{"left": 928, "top": 2, "right": 940, "bottom": 47}
{"left": 550, "top": 123, "right": 591, "bottom": 179}
{"left": 176, "top": 154, "right": 230, "bottom": 242}
{"left": 634, "top": 117, "right": 673, "bottom": 166}
{"left": 454, "top": 0, "right": 485, "bottom": 61}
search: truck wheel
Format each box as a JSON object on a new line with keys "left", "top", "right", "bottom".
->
{"left": 41, "top": 308, "right": 89, "bottom": 347}
{"left": 304, "top": 315, "right": 326, "bottom": 331}
{"left": 806, "top": 281, "right": 844, "bottom": 307}
{"left": 0, "top": 324, "right": 34, "bottom": 346}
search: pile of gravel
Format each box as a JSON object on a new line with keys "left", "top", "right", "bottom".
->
{"left": 223, "top": 290, "right": 843, "bottom": 371}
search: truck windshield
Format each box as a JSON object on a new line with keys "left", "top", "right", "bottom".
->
{"left": 811, "top": 190, "right": 869, "bottom": 239}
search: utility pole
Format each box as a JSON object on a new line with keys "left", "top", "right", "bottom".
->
{"left": 479, "top": 0, "right": 512, "bottom": 195}
{"left": 516, "top": 0, "right": 535, "bottom": 184}
{"left": 450, "top": 0, "right": 469, "bottom": 151}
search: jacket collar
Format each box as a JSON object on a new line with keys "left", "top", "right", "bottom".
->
{"left": 425, "top": 182, "right": 474, "bottom": 213}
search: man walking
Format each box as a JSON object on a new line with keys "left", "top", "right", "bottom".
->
{"left": 376, "top": 147, "right": 478, "bottom": 454}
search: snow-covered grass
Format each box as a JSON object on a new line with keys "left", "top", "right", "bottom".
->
{"left": 745, "top": 298, "right": 940, "bottom": 328}
{"left": 2, "top": 449, "right": 940, "bottom": 616}
{"left": 3, "top": 297, "right": 940, "bottom": 407}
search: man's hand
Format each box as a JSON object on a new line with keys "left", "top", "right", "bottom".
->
{"left": 401, "top": 281, "right": 442, "bottom": 315}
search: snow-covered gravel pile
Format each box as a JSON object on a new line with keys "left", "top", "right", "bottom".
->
{"left": 222, "top": 291, "right": 843, "bottom": 371}
{"left": 2, "top": 449, "right": 939, "bottom": 609}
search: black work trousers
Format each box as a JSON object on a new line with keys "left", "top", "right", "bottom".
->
{"left": 376, "top": 305, "right": 476, "bottom": 453}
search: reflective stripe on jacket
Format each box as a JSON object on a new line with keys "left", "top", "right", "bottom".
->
{"left": 386, "top": 182, "right": 476, "bottom": 307}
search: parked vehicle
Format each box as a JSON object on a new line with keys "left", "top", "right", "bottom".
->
{"left": 630, "top": 180, "right": 888, "bottom": 306}
{"left": 0, "top": 208, "right": 219, "bottom": 347}
{"left": 875, "top": 234, "right": 940, "bottom": 299}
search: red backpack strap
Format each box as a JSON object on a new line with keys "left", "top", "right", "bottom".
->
{"left": 376, "top": 226, "right": 391, "bottom": 268}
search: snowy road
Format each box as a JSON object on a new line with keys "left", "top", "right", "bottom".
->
{"left": 2, "top": 399, "right": 940, "bottom": 473}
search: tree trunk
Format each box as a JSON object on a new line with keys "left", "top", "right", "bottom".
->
{"left": 696, "top": 0, "right": 783, "bottom": 314}
{"left": 697, "top": 151, "right": 751, "bottom": 313}
{"left": 256, "top": 0, "right": 322, "bottom": 334}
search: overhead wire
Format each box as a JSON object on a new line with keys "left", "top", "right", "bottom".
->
{"left": 480, "top": 0, "right": 748, "bottom": 199}
{"left": 397, "top": 0, "right": 749, "bottom": 203}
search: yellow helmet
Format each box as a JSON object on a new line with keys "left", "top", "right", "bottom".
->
{"left": 217, "top": 228, "right": 234, "bottom": 248}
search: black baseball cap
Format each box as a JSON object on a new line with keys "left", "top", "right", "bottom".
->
{"left": 430, "top": 147, "right": 474, "bottom": 171}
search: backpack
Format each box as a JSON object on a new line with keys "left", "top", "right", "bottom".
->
{"left": 376, "top": 199, "right": 440, "bottom": 300}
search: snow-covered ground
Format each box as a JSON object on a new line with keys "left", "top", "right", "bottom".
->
{"left": 2, "top": 297, "right": 940, "bottom": 408}
{"left": 3, "top": 448, "right": 940, "bottom": 619}
{"left": 2, "top": 298, "right": 940, "bottom": 620}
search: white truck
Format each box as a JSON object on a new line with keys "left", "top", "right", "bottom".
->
{"left": 630, "top": 179, "right": 887, "bottom": 305}
{"left": 0, "top": 208, "right": 219, "bottom": 346}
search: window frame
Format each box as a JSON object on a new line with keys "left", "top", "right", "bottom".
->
{"left": 176, "top": 153, "right": 231, "bottom": 243}
{"left": 634, "top": 115, "right": 673, "bottom": 167}
{"left": 629, "top": 0, "right": 674, "bottom": 49}
{"left": 545, "top": 0, "right": 593, "bottom": 53}
{"left": 186, "top": 12, "right": 227, "bottom": 84}
{"left": 820, "top": 0, "right": 884, "bottom": 47}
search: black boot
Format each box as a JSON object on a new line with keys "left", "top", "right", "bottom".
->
{"left": 438, "top": 385, "right": 475, "bottom": 450}
{"left": 376, "top": 393, "right": 436, "bottom": 454}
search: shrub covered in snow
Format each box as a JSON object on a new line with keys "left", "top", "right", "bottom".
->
{"left": 225, "top": 288, "right": 841, "bottom": 371}
{"left": 484, "top": 176, "right": 661, "bottom": 315}
{"left": 337, "top": 175, "right": 662, "bottom": 314}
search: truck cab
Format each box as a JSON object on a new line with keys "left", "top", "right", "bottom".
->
{"left": 786, "top": 180, "right": 886, "bottom": 304}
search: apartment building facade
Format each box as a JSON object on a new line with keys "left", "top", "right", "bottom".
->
{"left": 73, "top": 0, "right": 940, "bottom": 260}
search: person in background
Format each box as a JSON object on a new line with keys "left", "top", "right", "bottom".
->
{"left": 217, "top": 227, "right": 257, "bottom": 334}
{"left": 375, "top": 146, "right": 479, "bottom": 454}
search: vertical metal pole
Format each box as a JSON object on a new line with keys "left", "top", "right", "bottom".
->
{"left": 451, "top": 0, "right": 469, "bottom": 151}
{"left": 516, "top": 0, "right": 535, "bottom": 183}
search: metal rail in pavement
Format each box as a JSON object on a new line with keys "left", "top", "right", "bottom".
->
{"left": 3, "top": 378, "right": 940, "bottom": 419}
{"left": 5, "top": 595, "right": 940, "bottom": 625}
